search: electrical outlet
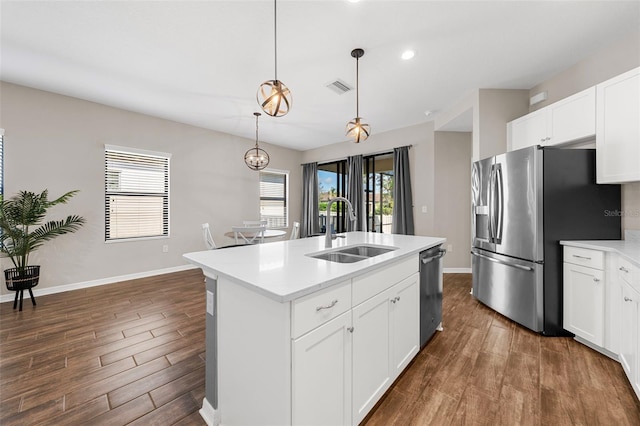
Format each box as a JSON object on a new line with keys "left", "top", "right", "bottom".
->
{"left": 421, "top": 205, "right": 428, "bottom": 213}
{"left": 162, "top": 245, "right": 169, "bottom": 253}
{"left": 447, "top": 244, "right": 453, "bottom": 253}
{"left": 206, "top": 291, "right": 214, "bottom": 315}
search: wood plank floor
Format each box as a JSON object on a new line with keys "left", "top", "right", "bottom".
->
{"left": 1, "top": 270, "right": 639, "bottom": 425}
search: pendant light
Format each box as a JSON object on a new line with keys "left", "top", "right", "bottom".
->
{"left": 257, "top": 0, "right": 292, "bottom": 117}
{"left": 245, "top": 112, "right": 270, "bottom": 171}
{"left": 346, "top": 48, "right": 370, "bottom": 143}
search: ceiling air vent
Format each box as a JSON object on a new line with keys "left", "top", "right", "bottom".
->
{"left": 326, "top": 79, "right": 353, "bottom": 95}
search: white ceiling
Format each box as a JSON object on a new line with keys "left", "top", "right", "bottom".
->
{"left": 1, "top": 1, "right": 638, "bottom": 151}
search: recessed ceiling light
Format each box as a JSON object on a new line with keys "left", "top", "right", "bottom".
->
{"left": 401, "top": 50, "right": 415, "bottom": 60}
{"left": 348, "top": 0, "right": 360, "bottom": 3}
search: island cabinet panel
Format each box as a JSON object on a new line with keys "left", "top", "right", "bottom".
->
{"left": 352, "top": 256, "right": 418, "bottom": 305}
{"left": 352, "top": 287, "right": 393, "bottom": 425}
{"left": 390, "top": 273, "right": 420, "bottom": 374}
{"left": 292, "top": 311, "right": 352, "bottom": 426}
{"left": 292, "top": 279, "right": 351, "bottom": 338}
{"left": 217, "top": 277, "right": 292, "bottom": 426}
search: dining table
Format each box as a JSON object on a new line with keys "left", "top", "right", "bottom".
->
{"left": 223, "top": 228, "right": 287, "bottom": 243}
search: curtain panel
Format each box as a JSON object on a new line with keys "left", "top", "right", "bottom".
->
{"left": 301, "top": 162, "right": 319, "bottom": 238}
{"left": 347, "top": 155, "right": 366, "bottom": 231}
{"left": 391, "top": 146, "right": 415, "bottom": 235}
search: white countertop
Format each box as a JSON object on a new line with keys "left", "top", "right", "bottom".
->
{"left": 183, "top": 232, "right": 446, "bottom": 302}
{"left": 560, "top": 239, "right": 640, "bottom": 268}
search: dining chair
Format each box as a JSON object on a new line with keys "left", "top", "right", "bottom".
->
{"left": 232, "top": 225, "right": 266, "bottom": 244}
{"left": 290, "top": 221, "right": 300, "bottom": 240}
{"left": 202, "top": 223, "right": 217, "bottom": 250}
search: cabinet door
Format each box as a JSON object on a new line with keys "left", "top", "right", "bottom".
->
{"left": 547, "top": 86, "right": 596, "bottom": 146}
{"left": 619, "top": 282, "right": 638, "bottom": 381}
{"left": 596, "top": 67, "right": 640, "bottom": 183}
{"left": 390, "top": 273, "right": 420, "bottom": 376}
{"left": 563, "top": 263, "right": 604, "bottom": 346}
{"left": 508, "top": 109, "right": 547, "bottom": 151}
{"left": 352, "top": 288, "right": 392, "bottom": 425}
{"left": 292, "top": 311, "right": 352, "bottom": 426}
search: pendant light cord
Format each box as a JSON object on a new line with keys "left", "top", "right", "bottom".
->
{"left": 274, "top": 0, "right": 278, "bottom": 81}
{"left": 356, "top": 56, "right": 359, "bottom": 118}
{"left": 255, "top": 114, "right": 260, "bottom": 148}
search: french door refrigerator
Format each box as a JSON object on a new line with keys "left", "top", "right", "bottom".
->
{"left": 471, "top": 146, "right": 621, "bottom": 335}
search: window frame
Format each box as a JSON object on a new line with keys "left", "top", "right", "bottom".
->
{"left": 104, "top": 144, "right": 171, "bottom": 243}
{"left": 259, "top": 168, "right": 289, "bottom": 229}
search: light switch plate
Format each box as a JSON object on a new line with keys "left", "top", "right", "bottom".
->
{"left": 206, "top": 290, "right": 214, "bottom": 315}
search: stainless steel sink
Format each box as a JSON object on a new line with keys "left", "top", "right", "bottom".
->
{"left": 336, "top": 245, "right": 396, "bottom": 257}
{"left": 307, "top": 244, "right": 397, "bottom": 263}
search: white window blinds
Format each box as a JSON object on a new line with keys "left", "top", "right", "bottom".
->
{"left": 260, "top": 170, "right": 288, "bottom": 228}
{"left": 105, "top": 146, "right": 170, "bottom": 241}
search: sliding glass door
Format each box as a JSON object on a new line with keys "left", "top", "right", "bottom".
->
{"left": 318, "top": 160, "right": 347, "bottom": 233}
{"left": 364, "top": 153, "right": 394, "bottom": 233}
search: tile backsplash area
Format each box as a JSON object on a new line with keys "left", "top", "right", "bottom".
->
{"left": 622, "top": 182, "right": 640, "bottom": 234}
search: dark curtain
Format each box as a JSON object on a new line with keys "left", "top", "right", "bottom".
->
{"left": 346, "top": 155, "right": 366, "bottom": 231}
{"left": 392, "top": 146, "right": 415, "bottom": 235}
{"left": 301, "top": 162, "right": 319, "bottom": 238}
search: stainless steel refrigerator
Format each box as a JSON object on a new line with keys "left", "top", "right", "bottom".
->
{"left": 471, "top": 146, "right": 621, "bottom": 335}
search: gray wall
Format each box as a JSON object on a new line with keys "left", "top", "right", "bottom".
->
{"left": 0, "top": 82, "right": 303, "bottom": 296}
{"left": 434, "top": 132, "right": 472, "bottom": 269}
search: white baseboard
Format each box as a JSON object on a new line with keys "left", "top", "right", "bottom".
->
{"left": 199, "top": 398, "right": 220, "bottom": 426}
{"left": 444, "top": 268, "right": 471, "bottom": 273}
{"left": 0, "top": 264, "right": 198, "bottom": 304}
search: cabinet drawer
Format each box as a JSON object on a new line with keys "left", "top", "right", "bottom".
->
{"left": 618, "top": 257, "right": 639, "bottom": 291}
{"left": 563, "top": 246, "right": 604, "bottom": 270}
{"left": 292, "top": 280, "right": 351, "bottom": 338}
{"left": 352, "top": 256, "right": 418, "bottom": 306}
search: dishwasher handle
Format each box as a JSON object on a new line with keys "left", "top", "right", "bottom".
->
{"left": 421, "top": 248, "right": 447, "bottom": 264}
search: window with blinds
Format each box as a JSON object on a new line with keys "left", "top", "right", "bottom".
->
{"left": 260, "top": 170, "right": 288, "bottom": 228}
{"left": 105, "top": 146, "right": 170, "bottom": 241}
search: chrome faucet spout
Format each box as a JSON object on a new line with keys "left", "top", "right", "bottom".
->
{"left": 325, "top": 197, "right": 357, "bottom": 248}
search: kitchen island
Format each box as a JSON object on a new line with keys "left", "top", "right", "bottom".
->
{"left": 183, "top": 232, "right": 446, "bottom": 426}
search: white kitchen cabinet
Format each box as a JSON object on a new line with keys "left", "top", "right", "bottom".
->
{"left": 390, "top": 274, "right": 420, "bottom": 375}
{"left": 352, "top": 287, "right": 392, "bottom": 425}
{"left": 351, "top": 271, "right": 419, "bottom": 425}
{"left": 596, "top": 67, "right": 640, "bottom": 183}
{"left": 563, "top": 247, "right": 605, "bottom": 346}
{"left": 620, "top": 281, "right": 639, "bottom": 388}
{"left": 508, "top": 87, "right": 596, "bottom": 151}
{"left": 292, "top": 311, "right": 352, "bottom": 426}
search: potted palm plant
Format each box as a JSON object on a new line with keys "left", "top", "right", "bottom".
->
{"left": 0, "top": 190, "right": 85, "bottom": 310}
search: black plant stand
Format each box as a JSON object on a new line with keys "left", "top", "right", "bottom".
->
{"left": 5, "top": 266, "right": 39, "bottom": 312}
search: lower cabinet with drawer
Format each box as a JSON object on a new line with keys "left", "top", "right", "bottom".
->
{"left": 618, "top": 256, "right": 640, "bottom": 400}
{"left": 292, "top": 257, "right": 419, "bottom": 426}
{"left": 563, "top": 246, "right": 606, "bottom": 346}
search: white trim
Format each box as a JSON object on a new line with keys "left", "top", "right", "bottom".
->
{"left": 0, "top": 128, "right": 4, "bottom": 136}
{"left": 104, "top": 144, "right": 172, "bottom": 159}
{"left": 443, "top": 268, "right": 472, "bottom": 274}
{"left": 199, "top": 398, "right": 220, "bottom": 426}
{"left": 0, "top": 264, "right": 197, "bottom": 303}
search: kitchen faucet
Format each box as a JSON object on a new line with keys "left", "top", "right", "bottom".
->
{"left": 325, "top": 197, "right": 357, "bottom": 248}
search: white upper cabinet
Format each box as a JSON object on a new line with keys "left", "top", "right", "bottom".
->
{"left": 596, "top": 67, "right": 640, "bottom": 184}
{"left": 508, "top": 87, "right": 596, "bottom": 151}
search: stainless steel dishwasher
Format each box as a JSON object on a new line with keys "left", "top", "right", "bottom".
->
{"left": 420, "top": 245, "right": 446, "bottom": 347}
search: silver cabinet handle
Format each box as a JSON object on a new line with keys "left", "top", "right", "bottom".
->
{"left": 347, "top": 327, "right": 354, "bottom": 333}
{"left": 316, "top": 299, "right": 338, "bottom": 311}
{"left": 573, "top": 255, "right": 592, "bottom": 260}
{"left": 390, "top": 296, "right": 400, "bottom": 304}
{"left": 540, "top": 138, "right": 545, "bottom": 142}
{"left": 593, "top": 278, "right": 600, "bottom": 283}
{"left": 620, "top": 266, "right": 629, "bottom": 273}
{"left": 625, "top": 296, "right": 633, "bottom": 302}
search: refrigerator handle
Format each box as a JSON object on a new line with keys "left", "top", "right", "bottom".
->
{"left": 471, "top": 250, "right": 533, "bottom": 271}
{"left": 488, "top": 165, "right": 496, "bottom": 242}
{"left": 496, "top": 165, "right": 504, "bottom": 242}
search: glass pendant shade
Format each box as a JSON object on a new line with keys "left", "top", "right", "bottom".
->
{"left": 257, "top": 79, "right": 291, "bottom": 117}
{"left": 245, "top": 112, "right": 270, "bottom": 171}
{"left": 346, "top": 117, "right": 371, "bottom": 143}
